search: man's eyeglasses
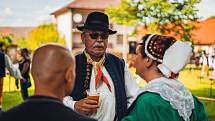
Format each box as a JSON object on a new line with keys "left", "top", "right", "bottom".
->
{"left": 85, "top": 32, "right": 109, "bottom": 39}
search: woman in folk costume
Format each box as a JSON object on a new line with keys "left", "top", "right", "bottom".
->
{"left": 122, "top": 34, "right": 208, "bottom": 121}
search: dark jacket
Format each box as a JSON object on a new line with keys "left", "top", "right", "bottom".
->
{"left": 71, "top": 52, "right": 127, "bottom": 120}
{"left": 0, "top": 96, "right": 97, "bottom": 121}
{"left": 0, "top": 52, "right": 5, "bottom": 78}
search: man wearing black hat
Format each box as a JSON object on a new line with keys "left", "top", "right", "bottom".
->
{"left": 63, "top": 12, "right": 139, "bottom": 121}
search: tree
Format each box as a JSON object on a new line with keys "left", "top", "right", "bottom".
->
{"left": 15, "top": 37, "right": 28, "bottom": 49}
{"left": 0, "top": 35, "right": 13, "bottom": 51}
{"left": 27, "top": 23, "right": 65, "bottom": 50}
{"left": 106, "top": 0, "right": 138, "bottom": 26}
{"left": 106, "top": 0, "right": 201, "bottom": 41}
{"left": 208, "top": 16, "right": 215, "bottom": 19}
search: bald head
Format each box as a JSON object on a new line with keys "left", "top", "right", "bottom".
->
{"left": 31, "top": 43, "right": 75, "bottom": 97}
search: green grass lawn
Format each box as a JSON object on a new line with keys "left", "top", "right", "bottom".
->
{"left": 2, "top": 67, "right": 215, "bottom": 121}
{"left": 2, "top": 90, "right": 34, "bottom": 110}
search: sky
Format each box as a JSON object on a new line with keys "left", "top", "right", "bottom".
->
{"left": 0, "top": 0, "right": 215, "bottom": 27}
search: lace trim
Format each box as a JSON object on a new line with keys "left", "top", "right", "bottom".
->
{"left": 139, "top": 77, "right": 194, "bottom": 121}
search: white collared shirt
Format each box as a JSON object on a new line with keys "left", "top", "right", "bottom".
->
{"left": 4, "top": 54, "right": 22, "bottom": 79}
{"left": 63, "top": 65, "right": 139, "bottom": 121}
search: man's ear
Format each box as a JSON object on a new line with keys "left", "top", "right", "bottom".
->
{"left": 81, "top": 33, "right": 85, "bottom": 44}
{"left": 65, "top": 67, "right": 72, "bottom": 85}
{"left": 64, "top": 66, "right": 74, "bottom": 94}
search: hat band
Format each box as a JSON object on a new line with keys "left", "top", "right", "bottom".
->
{"left": 86, "top": 20, "right": 109, "bottom": 28}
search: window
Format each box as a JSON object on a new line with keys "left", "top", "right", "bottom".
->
{"left": 117, "top": 34, "right": 123, "bottom": 45}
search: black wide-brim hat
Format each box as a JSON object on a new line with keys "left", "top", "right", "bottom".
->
{"left": 77, "top": 12, "right": 117, "bottom": 34}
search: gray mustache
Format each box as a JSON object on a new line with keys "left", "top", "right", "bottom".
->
{"left": 93, "top": 44, "right": 104, "bottom": 48}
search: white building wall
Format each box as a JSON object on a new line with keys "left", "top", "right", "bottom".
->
{"left": 194, "top": 45, "right": 213, "bottom": 54}
{"left": 112, "top": 24, "right": 135, "bottom": 60}
{"left": 56, "top": 11, "right": 73, "bottom": 50}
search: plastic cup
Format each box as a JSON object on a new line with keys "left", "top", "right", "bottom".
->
{"left": 87, "top": 92, "right": 100, "bottom": 104}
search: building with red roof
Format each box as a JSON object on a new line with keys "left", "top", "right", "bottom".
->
{"left": 137, "top": 18, "right": 215, "bottom": 54}
{"left": 0, "top": 27, "right": 33, "bottom": 40}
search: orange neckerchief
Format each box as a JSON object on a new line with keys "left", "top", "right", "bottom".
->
{"left": 84, "top": 51, "right": 111, "bottom": 92}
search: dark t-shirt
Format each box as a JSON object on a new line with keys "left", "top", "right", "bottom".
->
{"left": 19, "top": 59, "right": 30, "bottom": 78}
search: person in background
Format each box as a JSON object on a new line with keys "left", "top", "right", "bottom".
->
{"left": 122, "top": 34, "right": 208, "bottom": 121}
{"left": 0, "top": 43, "right": 96, "bottom": 121}
{"left": 0, "top": 42, "right": 22, "bottom": 110}
{"left": 200, "top": 51, "right": 209, "bottom": 77}
{"left": 19, "top": 48, "right": 31, "bottom": 100}
{"left": 211, "top": 56, "right": 215, "bottom": 79}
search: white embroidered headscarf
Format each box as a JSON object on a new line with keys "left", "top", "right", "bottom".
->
{"left": 157, "top": 40, "right": 193, "bottom": 78}
{"left": 144, "top": 34, "right": 193, "bottom": 78}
